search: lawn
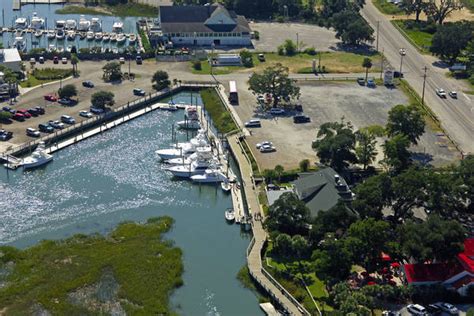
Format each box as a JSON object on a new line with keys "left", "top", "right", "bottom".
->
{"left": 19, "top": 75, "right": 54, "bottom": 88}
{"left": 372, "top": 0, "right": 405, "bottom": 15}
{"left": 56, "top": 3, "right": 158, "bottom": 17}
{"left": 200, "top": 88, "right": 238, "bottom": 134}
{"left": 55, "top": 5, "right": 111, "bottom": 15}
{"left": 20, "top": 68, "right": 73, "bottom": 88}
{"left": 392, "top": 20, "right": 433, "bottom": 53}
{"left": 0, "top": 216, "right": 183, "bottom": 315}
{"left": 461, "top": 0, "right": 474, "bottom": 11}
{"left": 190, "top": 60, "right": 245, "bottom": 75}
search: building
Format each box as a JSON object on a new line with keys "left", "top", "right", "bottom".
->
{"left": 157, "top": 4, "right": 252, "bottom": 47}
{"left": 0, "top": 49, "right": 22, "bottom": 73}
{"left": 404, "top": 238, "right": 474, "bottom": 296}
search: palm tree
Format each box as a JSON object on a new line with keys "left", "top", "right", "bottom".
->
{"left": 362, "top": 57, "right": 372, "bottom": 83}
{"left": 71, "top": 54, "right": 79, "bottom": 77}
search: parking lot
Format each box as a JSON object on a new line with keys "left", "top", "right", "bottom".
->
{"left": 231, "top": 80, "right": 459, "bottom": 171}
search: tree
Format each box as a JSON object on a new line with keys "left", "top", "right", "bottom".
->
{"left": 239, "top": 49, "right": 254, "bottom": 67}
{"left": 91, "top": 91, "right": 115, "bottom": 109}
{"left": 312, "top": 240, "right": 353, "bottom": 281}
{"left": 274, "top": 165, "right": 284, "bottom": 182}
{"left": 332, "top": 10, "right": 374, "bottom": 45}
{"left": 382, "top": 134, "right": 411, "bottom": 173}
{"left": 151, "top": 70, "right": 171, "bottom": 91}
{"left": 70, "top": 54, "right": 79, "bottom": 77}
{"left": 265, "top": 192, "right": 310, "bottom": 235}
{"left": 362, "top": 58, "right": 372, "bottom": 83}
{"left": 248, "top": 63, "right": 300, "bottom": 107}
{"left": 355, "top": 126, "right": 383, "bottom": 170}
{"left": 457, "top": 155, "right": 474, "bottom": 213}
{"left": 299, "top": 159, "right": 310, "bottom": 172}
{"left": 430, "top": 22, "right": 473, "bottom": 62}
{"left": 58, "top": 84, "right": 77, "bottom": 99}
{"left": 310, "top": 202, "right": 358, "bottom": 243}
{"left": 291, "top": 235, "right": 309, "bottom": 257}
{"left": 424, "top": 0, "right": 463, "bottom": 24}
{"left": 386, "top": 104, "right": 425, "bottom": 145}
{"left": 0, "top": 111, "right": 12, "bottom": 121}
{"left": 353, "top": 173, "right": 392, "bottom": 219}
{"left": 102, "top": 61, "right": 122, "bottom": 82}
{"left": 312, "top": 120, "right": 357, "bottom": 172}
{"left": 401, "top": 0, "right": 428, "bottom": 22}
{"left": 273, "top": 233, "right": 293, "bottom": 257}
{"left": 390, "top": 167, "right": 429, "bottom": 220}
{"left": 278, "top": 39, "right": 297, "bottom": 56}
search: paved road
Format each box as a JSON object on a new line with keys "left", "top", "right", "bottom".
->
{"left": 361, "top": 1, "right": 474, "bottom": 154}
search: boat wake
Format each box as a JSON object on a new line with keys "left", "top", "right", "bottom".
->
{"left": 204, "top": 289, "right": 221, "bottom": 316}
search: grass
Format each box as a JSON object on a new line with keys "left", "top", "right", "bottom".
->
{"left": 240, "top": 138, "right": 260, "bottom": 176}
{"left": 139, "top": 28, "right": 152, "bottom": 53}
{"left": 372, "top": 0, "right": 404, "bottom": 15}
{"left": 0, "top": 216, "right": 183, "bottom": 315}
{"left": 56, "top": 3, "right": 158, "bottom": 17}
{"left": 20, "top": 68, "right": 73, "bottom": 88}
{"left": 236, "top": 266, "right": 270, "bottom": 303}
{"left": 55, "top": 5, "right": 111, "bottom": 15}
{"left": 200, "top": 88, "right": 238, "bottom": 134}
{"left": 190, "top": 61, "right": 245, "bottom": 75}
{"left": 20, "top": 75, "right": 55, "bottom": 88}
{"left": 460, "top": 0, "right": 474, "bottom": 11}
{"left": 392, "top": 20, "right": 433, "bottom": 53}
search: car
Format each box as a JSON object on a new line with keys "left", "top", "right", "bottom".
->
{"left": 90, "top": 107, "right": 104, "bottom": 114}
{"left": 136, "top": 55, "right": 142, "bottom": 64}
{"left": 295, "top": 104, "right": 303, "bottom": 112}
{"left": 38, "top": 123, "right": 54, "bottom": 133}
{"left": 2, "top": 106, "right": 12, "bottom": 112}
{"left": 0, "top": 130, "right": 13, "bottom": 141}
{"left": 29, "top": 57, "right": 36, "bottom": 65}
{"left": 382, "top": 311, "right": 401, "bottom": 316}
{"left": 244, "top": 119, "right": 261, "bottom": 128}
{"left": 367, "top": 79, "right": 376, "bottom": 87}
{"left": 449, "top": 91, "right": 457, "bottom": 99}
{"left": 269, "top": 107, "right": 285, "bottom": 115}
{"left": 82, "top": 80, "right": 94, "bottom": 88}
{"left": 393, "top": 71, "right": 403, "bottom": 78}
{"left": 357, "top": 77, "right": 365, "bottom": 85}
{"left": 12, "top": 113, "right": 25, "bottom": 121}
{"left": 426, "top": 304, "right": 442, "bottom": 315}
{"left": 407, "top": 304, "right": 427, "bottom": 315}
{"left": 133, "top": 88, "right": 146, "bottom": 96}
{"left": 34, "top": 106, "right": 45, "bottom": 114}
{"left": 119, "top": 57, "right": 125, "bottom": 64}
{"left": 44, "top": 94, "right": 58, "bottom": 102}
{"left": 436, "top": 302, "right": 459, "bottom": 315}
{"left": 256, "top": 141, "right": 272, "bottom": 149}
{"left": 27, "top": 108, "right": 40, "bottom": 116}
{"left": 293, "top": 115, "right": 311, "bottom": 123}
{"left": 260, "top": 144, "right": 276, "bottom": 153}
{"left": 79, "top": 110, "right": 93, "bottom": 118}
{"left": 258, "top": 53, "right": 265, "bottom": 62}
{"left": 38, "top": 56, "right": 45, "bottom": 64}
{"left": 61, "top": 57, "right": 67, "bottom": 64}
{"left": 58, "top": 98, "right": 75, "bottom": 106}
{"left": 60, "top": 115, "right": 75, "bottom": 124}
{"left": 26, "top": 127, "right": 40, "bottom": 137}
{"left": 16, "top": 109, "right": 32, "bottom": 118}
{"left": 53, "top": 56, "right": 59, "bottom": 64}
{"left": 436, "top": 88, "right": 447, "bottom": 98}
{"left": 257, "top": 95, "right": 265, "bottom": 104}
{"left": 48, "top": 120, "right": 65, "bottom": 129}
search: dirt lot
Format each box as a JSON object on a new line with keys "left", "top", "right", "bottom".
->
{"left": 230, "top": 80, "right": 459, "bottom": 171}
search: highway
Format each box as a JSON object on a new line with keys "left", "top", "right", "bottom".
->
{"left": 361, "top": 1, "right": 474, "bottom": 155}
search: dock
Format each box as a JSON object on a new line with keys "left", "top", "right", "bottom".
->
{"left": 12, "top": 0, "right": 20, "bottom": 10}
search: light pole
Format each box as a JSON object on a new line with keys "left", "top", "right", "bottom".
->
{"left": 128, "top": 53, "right": 131, "bottom": 80}
{"left": 421, "top": 66, "right": 428, "bottom": 105}
{"left": 376, "top": 21, "right": 380, "bottom": 51}
{"left": 296, "top": 32, "right": 299, "bottom": 53}
{"left": 399, "top": 48, "right": 406, "bottom": 75}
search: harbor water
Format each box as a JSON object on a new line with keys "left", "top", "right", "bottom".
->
{"left": 0, "top": 92, "right": 263, "bottom": 316}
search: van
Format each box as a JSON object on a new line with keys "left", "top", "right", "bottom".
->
{"left": 244, "top": 119, "right": 261, "bottom": 128}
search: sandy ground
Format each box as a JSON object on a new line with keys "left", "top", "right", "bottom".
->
{"left": 383, "top": 0, "right": 473, "bottom": 22}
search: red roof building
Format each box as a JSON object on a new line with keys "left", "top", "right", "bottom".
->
{"left": 403, "top": 238, "right": 474, "bottom": 296}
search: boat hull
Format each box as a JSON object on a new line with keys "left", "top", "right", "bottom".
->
{"left": 23, "top": 156, "right": 53, "bottom": 169}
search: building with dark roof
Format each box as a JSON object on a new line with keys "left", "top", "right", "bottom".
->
{"left": 157, "top": 4, "right": 252, "bottom": 47}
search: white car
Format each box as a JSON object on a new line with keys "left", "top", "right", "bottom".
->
{"left": 256, "top": 141, "right": 272, "bottom": 149}
{"left": 269, "top": 107, "right": 285, "bottom": 115}
{"left": 257, "top": 95, "right": 265, "bottom": 103}
{"left": 49, "top": 120, "right": 65, "bottom": 129}
{"left": 449, "top": 91, "right": 457, "bottom": 99}
{"left": 245, "top": 119, "right": 261, "bottom": 128}
{"left": 260, "top": 144, "right": 276, "bottom": 153}
{"left": 407, "top": 304, "right": 427, "bottom": 315}
{"left": 79, "top": 110, "right": 93, "bottom": 118}
{"left": 61, "top": 115, "right": 75, "bottom": 124}
{"left": 436, "top": 302, "right": 459, "bottom": 315}
{"left": 436, "top": 88, "right": 447, "bottom": 98}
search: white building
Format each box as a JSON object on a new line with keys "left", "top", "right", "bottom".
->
{"left": 157, "top": 4, "right": 252, "bottom": 47}
{"left": 0, "top": 49, "right": 22, "bottom": 73}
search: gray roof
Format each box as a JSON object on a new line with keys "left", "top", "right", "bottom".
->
{"left": 159, "top": 5, "right": 250, "bottom": 34}
{"left": 292, "top": 168, "right": 353, "bottom": 217}
{"left": 266, "top": 189, "right": 293, "bottom": 206}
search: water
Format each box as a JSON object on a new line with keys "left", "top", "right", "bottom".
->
{"left": 0, "top": 3, "right": 140, "bottom": 51}
{"left": 0, "top": 92, "right": 263, "bottom": 316}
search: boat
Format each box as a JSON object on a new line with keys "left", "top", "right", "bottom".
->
{"left": 112, "top": 21, "right": 124, "bottom": 33}
{"left": 57, "top": 46, "right": 64, "bottom": 53}
{"left": 185, "top": 106, "right": 199, "bottom": 120}
{"left": 47, "top": 30, "right": 56, "bottom": 40}
{"left": 14, "top": 17, "right": 28, "bottom": 30}
{"left": 79, "top": 32, "right": 86, "bottom": 40}
{"left": 116, "top": 33, "right": 126, "bottom": 44}
{"left": 166, "top": 148, "right": 214, "bottom": 165}
{"left": 86, "top": 31, "right": 95, "bottom": 41}
{"left": 12, "top": 37, "right": 26, "bottom": 52}
{"left": 166, "top": 158, "right": 218, "bottom": 178}
{"left": 30, "top": 13, "right": 45, "bottom": 30}
{"left": 128, "top": 33, "right": 136, "bottom": 45}
{"left": 191, "top": 168, "right": 228, "bottom": 183}
{"left": 89, "top": 18, "right": 102, "bottom": 32}
{"left": 164, "top": 100, "right": 178, "bottom": 111}
{"left": 48, "top": 44, "right": 56, "bottom": 52}
{"left": 55, "top": 20, "right": 66, "bottom": 30}
{"left": 65, "top": 19, "right": 77, "bottom": 30}
{"left": 66, "top": 45, "right": 72, "bottom": 53}
{"left": 225, "top": 208, "right": 235, "bottom": 222}
{"left": 66, "top": 30, "right": 76, "bottom": 41}
{"left": 22, "top": 142, "right": 53, "bottom": 169}
{"left": 177, "top": 120, "right": 201, "bottom": 130}
{"left": 110, "top": 33, "right": 117, "bottom": 42}
{"left": 102, "top": 33, "right": 110, "bottom": 42}
{"left": 34, "top": 29, "right": 43, "bottom": 38}
{"left": 221, "top": 180, "right": 232, "bottom": 192}
{"left": 77, "top": 16, "right": 90, "bottom": 32}
{"left": 95, "top": 32, "right": 103, "bottom": 41}
{"left": 56, "top": 29, "right": 65, "bottom": 40}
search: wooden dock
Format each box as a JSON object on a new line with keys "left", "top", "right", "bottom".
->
{"left": 12, "top": 0, "right": 21, "bottom": 10}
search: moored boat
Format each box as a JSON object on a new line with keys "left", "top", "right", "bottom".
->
{"left": 30, "top": 13, "right": 45, "bottom": 30}
{"left": 34, "top": 29, "right": 43, "bottom": 38}
{"left": 221, "top": 180, "right": 232, "bottom": 192}
{"left": 128, "top": 33, "right": 136, "bottom": 45}
{"left": 66, "top": 30, "right": 76, "bottom": 41}
{"left": 225, "top": 208, "right": 235, "bottom": 222}
{"left": 95, "top": 32, "right": 103, "bottom": 41}
{"left": 78, "top": 15, "right": 90, "bottom": 32}
{"left": 86, "top": 31, "right": 94, "bottom": 41}
{"left": 22, "top": 142, "right": 53, "bottom": 169}
{"left": 56, "top": 29, "right": 65, "bottom": 40}
{"left": 47, "top": 30, "right": 56, "bottom": 40}
{"left": 116, "top": 33, "right": 126, "bottom": 44}
{"left": 110, "top": 33, "right": 117, "bottom": 42}
{"left": 191, "top": 168, "right": 228, "bottom": 183}
{"left": 177, "top": 120, "right": 201, "bottom": 130}
{"left": 102, "top": 33, "right": 110, "bottom": 42}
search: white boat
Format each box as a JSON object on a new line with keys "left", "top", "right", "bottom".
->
{"left": 191, "top": 168, "right": 228, "bottom": 183}
{"left": 86, "top": 31, "right": 95, "bottom": 41}
{"left": 185, "top": 106, "right": 199, "bottom": 120}
{"left": 95, "top": 32, "right": 103, "bottom": 41}
{"left": 165, "top": 100, "right": 178, "bottom": 111}
{"left": 55, "top": 20, "right": 66, "bottom": 30}
{"left": 89, "top": 18, "right": 102, "bottom": 32}
{"left": 47, "top": 30, "right": 56, "bottom": 40}
{"left": 48, "top": 44, "right": 56, "bottom": 52}
{"left": 221, "top": 180, "right": 232, "bottom": 192}
{"left": 116, "top": 33, "right": 126, "bottom": 44}
{"left": 65, "top": 19, "right": 77, "bottom": 30}
{"left": 177, "top": 120, "right": 201, "bottom": 130}
{"left": 166, "top": 158, "right": 218, "bottom": 178}
{"left": 128, "top": 33, "right": 136, "bottom": 45}
{"left": 34, "top": 29, "right": 43, "bottom": 38}
{"left": 30, "top": 13, "right": 45, "bottom": 30}
{"left": 66, "top": 30, "right": 76, "bottom": 41}
{"left": 77, "top": 16, "right": 90, "bottom": 32}
{"left": 66, "top": 45, "right": 72, "bottom": 53}
{"left": 79, "top": 32, "right": 86, "bottom": 40}
{"left": 225, "top": 208, "right": 235, "bottom": 222}
{"left": 57, "top": 46, "right": 64, "bottom": 53}
{"left": 56, "top": 29, "right": 65, "bottom": 40}
{"left": 112, "top": 21, "right": 124, "bottom": 33}
{"left": 102, "top": 33, "right": 110, "bottom": 42}
{"left": 156, "top": 145, "right": 211, "bottom": 161}
{"left": 12, "top": 37, "right": 26, "bottom": 52}
{"left": 22, "top": 142, "right": 53, "bottom": 169}
{"left": 172, "top": 129, "right": 208, "bottom": 149}
{"left": 166, "top": 148, "right": 214, "bottom": 165}
{"left": 110, "top": 33, "right": 117, "bottom": 42}
{"left": 14, "top": 17, "right": 28, "bottom": 30}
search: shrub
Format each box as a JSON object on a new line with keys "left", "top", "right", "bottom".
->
{"left": 253, "top": 31, "right": 260, "bottom": 40}
{"left": 32, "top": 68, "right": 72, "bottom": 80}
{"left": 299, "top": 159, "right": 310, "bottom": 172}
{"left": 240, "top": 50, "right": 254, "bottom": 68}
{"left": 193, "top": 60, "right": 202, "bottom": 71}
{"left": 304, "top": 47, "right": 317, "bottom": 55}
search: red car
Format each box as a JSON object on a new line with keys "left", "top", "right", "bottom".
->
{"left": 16, "top": 109, "right": 32, "bottom": 118}
{"left": 12, "top": 113, "right": 25, "bottom": 121}
{"left": 44, "top": 94, "right": 58, "bottom": 102}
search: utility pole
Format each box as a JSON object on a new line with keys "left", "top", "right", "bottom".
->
{"left": 421, "top": 66, "right": 428, "bottom": 105}
{"left": 296, "top": 32, "right": 299, "bottom": 53}
{"left": 380, "top": 48, "right": 384, "bottom": 80}
{"left": 376, "top": 21, "right": 380, "bottom": 52}
{"left": 399, "top": 48, "right": 406, "bottom": 74}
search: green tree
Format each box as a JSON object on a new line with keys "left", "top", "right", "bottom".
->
{"left": 102, "top": 61, "right": 122, "bottom": 82}
{"left": 239, "top": 49, "right": 254, "bottom": 67}
{"left": 382, "top": 134, "right": 411, "bottom": 173}
{"left": 390, "top": 167, "right": 428, "bottom": 220}
{"left": 91, "top": 91, "right": 115, "bottom": 109}
{"left": 424, "top": 0, "right": 463, "bottom": 24}
{"left": 152, "top": 70, "right": 171, "bottom": 91}
{"left": 386, "top": 104, "right": 425, "bottom": 145}
{"left": 58, "top": 84, "right": 77, "bottom": 99}
{"left": 248, "top": 63, "right": 300, "bottom": 107}
{"left": 70, "top": 54, "right": 79, "bottom": 77}
{"left": 310, "top": 202, "right": 358, "bottom": 243}
{"left": 312, "top": 240, "right": 353, "bottom": 281}
{"left": 430, "top": 22, "right": 473, "bottom": 62}
{"left": 362, "top": 57, "right": 372, "bottom": 83}
{"left": 353, "top": 173, "right": 392, "bottom": 219}
{"left": 299, "top": 159, "right": 310, "bottom": 172}
{"left": 274, "top": 164, "right": 284, "bottom": 182}
{"left": 458, "top": 155, "right": 474, "bottom": 213}
{"left": 312, "top": 120, "right": 357, "bottom": 172}
{"left": 332, "top": 10, "right": 374, "bottom": 45}
{"left": 355, "top": 126, "right": 383, "bottom": 170}
{"left": 278, "top": 39, "right": 297, "bottom": 56}
{"left": 0, "top": 111, "right": 12, "bottom": 121}
{"left": 291, "top": 235, "right": 309, "bottom": 258}
{"left": 265, "top": 192, "right": 310, "bottom": 235}
{"left": 401, "top": 0, "right": 428, "bottom": 22}
{"left": 273, "top": 233, "right": 293, "bottom": 257}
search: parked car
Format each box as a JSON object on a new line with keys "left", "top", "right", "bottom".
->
{"left": 38, "top": 123, "right": 54, "bottom": 133}
{"left": 90, "top": 107, "right": 104, "bottom": 114}
{"left": 61, "top": 57, "right": 68, "bottom": 64}
{"left": 269, "top": 107, "right": 285, "bottom": 115}
{"left": 133, "top": 88, "right": 146, "bottom": 96}
{"left": 293, "top": 114, "right": 311, "bottom": 123}
{"left": 53, "top": 56, "right": 59, "bottom": 64}
{"left": 29, "top": 57, "right": 36, "bottom": 65}
{"left": 27, "top": 108, "right": 40, "bottom": 116}
{"left": 38, "top": 56, "right": 45, "bottom": 64}
{"left": 13, "top": 113, "right": 25, "bottom": 121}
{"left": 44, "top": 94, "right": 58, "bottom": 102}
{"left": 256, "top": 141, "right": 272, "bottom": 149}
{"left": 136, "top": 55, "right": 142, "bottom": 64}
{"left": 79, "top": 110, "right": 93, "bottom": 118}
{"left": 258, "top": 53, "right": 265, "bottom": 62}
{"left": 119, "top": 57, "right": 125, "bottom": 64}
{"left": 260, "top": 144, "right": 276, "bottom": 153}
{"left": 16, "top": 109, "right": 32, "bottom": 118}
{"left": 257, "top": 95, "right": 265, "bottom": 104}
{"left": 436, "top": 302, "right": 458, "bottom": 315}
{"left": 357, "top": 77, "right": 365, "bottom": 85}
{"left": 58, "top": 98, "right": 75, "bottom": 106}
{"left": 407, "top": 304, "right": 427, "bottom": 315}
{"left": 26, "top": 127, "right": 40, "bottom": 137}
{"left": 367, "top": 79, "right": 376, "bottom": 87}
{"left": 82, "top": 80, "right": 94, "bottom": 88}
{"left": 436, "top": 88, "right": 447, "bottom": 98}
{"left": 449, "top": 91, "right": 457, "bottom": 99}
{"left": 61, "top": 115, "right": 75, "bottom": 124}
{"left": 244, "top": 119, "right": 261, "bottom": 128}
{"left": 0, "top": 130, "right": 13, "bottom": 141}
{"left": 393, "top": 71, "right": 403, "bottom": 78}
{"left": 34, "top": 106, "right": 45, "bottom": 114}
{"left": 48, "top": 120, "right": 65, "bottom": 129}
{"left": 382, "top": 311, "right": 401, "bottom": 316}
{"left": 2, "top": 106, "right": 12, "bottom": 112}
{"left": 426, "top": 304, "right": 442, "bottom": 315}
